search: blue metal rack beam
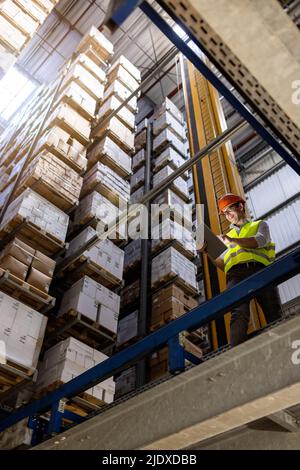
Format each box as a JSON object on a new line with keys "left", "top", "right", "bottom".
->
{"left": 0, "top": 247, "right": 299, "bottom": 433}
{"left": 139, "top": 1, "right": 300, "bottom": 176}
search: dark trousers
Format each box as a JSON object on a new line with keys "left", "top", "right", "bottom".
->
{"left": 227, "top": 263, "right": 283, "bottom": 347}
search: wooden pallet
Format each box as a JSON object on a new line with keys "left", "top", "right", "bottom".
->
{"left": 71, "top": 215, "right": 125, "bottom": 246}
{"left": 152, "top": 238, "right": 196, "bottom": 261}
{"left": 96, "top": 128, "right": 135, "bottom": 155}
{"left": 81, "top": 180, "right": 128, "bottom": 208}
{"left": 51, "top": 116, "right": 90, "bottom": 146}
{"left": 88, "top": 151, "right": 131, "bottom": 180}
{"left": 35, "top": 380, "right": 106, "bottom": 418}
{"left": 0, "top": 268, "right": 55, "bottom": 312}
{"left": 65, "top": 255, "right": 123, "bottom": 290}
{"left": 45, "top": 309, "right": 117, "bottom": 351}
{"left": 35, "top": 141, "right": 86, "bottom": 175}
{"left": 54, "top": 93, "right": 95, "bottom": 122}
{"left": 0, "top": 361, "right": 35, "bottom": 394}
{"left": 0, "top": 216, "right": 65, "bottom": 257}
{"left": 14, "top": 176, "right": 79, "bottom": 212}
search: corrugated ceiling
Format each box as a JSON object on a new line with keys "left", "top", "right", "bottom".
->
{"left": 15, "top": 0, "right": 181, "bottom": 107}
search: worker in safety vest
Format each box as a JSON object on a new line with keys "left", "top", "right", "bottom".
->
{"left": 200, "top": 193, "right": 282, "bottom": 346}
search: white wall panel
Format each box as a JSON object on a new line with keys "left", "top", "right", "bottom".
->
{"left": 278, "top": 273, "right": 300, "bottom": 305}
{"left": 266, "top": 197, "right": 300, "bottom": 253}
{"left": 246, "top": 165, "right": 300, "bottom": 218}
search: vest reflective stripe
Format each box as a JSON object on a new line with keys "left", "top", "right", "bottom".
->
{"left": 223, "top": 220, "right": 276, "bottom": 274}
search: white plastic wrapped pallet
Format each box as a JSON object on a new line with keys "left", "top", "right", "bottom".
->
{"left": 59, "top": 274, "right": 120, "bottom": 319}
{"left": 67, "top": 226, "right": 124, "bottom": 281}
{"left": 0, "top": 188, "right": 69, "bottom": 242}
{"left": 152, "top": 247, "right": 198, "bottom": 290}
{"left": 0, "top": 291, "right": 47, "bottom": 370}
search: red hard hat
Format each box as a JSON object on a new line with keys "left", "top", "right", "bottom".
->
{"left": 218, "top": 193, "right": 245, "bottom": 212}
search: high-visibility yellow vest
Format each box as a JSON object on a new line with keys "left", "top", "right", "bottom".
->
{"left": 223, "top": 220, "right": 276, "bottom": 274}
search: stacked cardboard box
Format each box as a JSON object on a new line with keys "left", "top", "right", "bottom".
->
{"left": 0, "top": 29, "right": 118, "bottom": 417}
{"left": 59, "top": 276, "right": 120, "bottom": 335}
{"left": 148, "top": 99, "right": 199, "bottom": 379}
{"left": 81, "top": 161, "right": 130, "bottom": 205}
{"left": 124, "top": 239, "right": 142, "bottom": 271}
{"left": 151, "top": 285, "right": 198, "bottom": 329}
{"left": 36, "top": 337, "right": 115, "bottom": 403}
{"left": 67, "top": 227, "right": 124, "bottom": 283}
{"left": 0, "top": 237, "right": 55, "bottom": 292}
{"left": 0, "top": 188, "right": 69, "bottom": 244}
{"left": 117, "top": 310, "right": 138, "bottom": 347}
{"left": 115, "top": 366, "right": 136, "bottom": 398}
{"left": 0, "top": 291, "right": 47, "bottom": 370}
{"left": 151, "top": 247, "right": 198, "bottom": 291}
{"left": 0, "top": 0, "right": 60, "bottom": 78}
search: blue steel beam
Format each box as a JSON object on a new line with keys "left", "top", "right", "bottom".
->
{"left": 139, "top": 1, "right": 300, "bottom": 175}
{"left": 0, "top": 247, "right": 299, "bottom": 433}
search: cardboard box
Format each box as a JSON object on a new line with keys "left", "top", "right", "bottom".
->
{"left": 108, "top": 55, "right": 141, "bottom": 82}
{"left": 0, "top": 189, "right": 69, "bottom": 243}
{"left": 97, "top": 94, "right": 136, "bottom": 130}
{"left": 35, "top": 127, "right": 87, "bottom": 173}
{"left": 82, "top": 162, "right": 131, "bottom": 204}
{"left": 67, "top": 227, "right": 124, "bottom": 282}
{"left": 0, "top": 237, "right": 34, "bottom": 266}
{"left": 59, "top": 275, "right": 120, "bottom": 318}
{"left": 13, "top": 0, "right": 48, "bottom": 23}
{"left": 153, "top": 189, "right": 193, "bottom": 226}
{"left": 93, "top": 115, "right": 135, "bottom": 153}
{"left": 121, "top": 279, "right": 140, "bottom": 308}
{"left": 0, "top": 291, "right": 47, "bottom": 369}
{"left": 117, "top": 310, "right": 138, "bottom": 346}
{"left": 154, "top": 146, "right": 188, "bottom": 177}
{"left": 26, "top": 267, "right": 51, "bottom": 293}
{"left": 19, "top": 150, "right": 83, "bottom": 208}
{"left": 62, "top": 62, "right": 105, "bottom": 101}
{"left": 153, "top": 165, "right": 189, "bottom": 199}
{"left": 130, "top": 166, "right": 145, "bottom": 191}
{"left": 134, "top": 128, "right": 147, "bottom": 151}
{"left": 0, "top": 1, "right": 39, "bottom": 36}
{"left": 151, "top": 218, "right": 197, "bottom": 258}
{"left": 41, "top": 337, "right": 108, "bottom": 370}
{"left": 151, "top": 284, "right": 198, "bottom": 327}
{"left": 153, "top": 128, "right": 189, "bottom": 157}
{"left": 130, "top": 186, "right": 144, "bottom": 204}
{"left": 154, "top": 97, "right": 185, "bottom": 125}
{"left": 153, "top": 111, "right": 187, "bottom": 142}
{"left": 36, "top": 337, "right": 115, "bottom": 403}
{"left": 73, "top": 191, "right": 120, "bottom": 230}
{"left": 46, "top": 103, "right": 91, "bottom": 144}
{"left": 103, "top": 80, "right": 138, "bottom": 114}
{"left": 124, "top": 239, "right": 141, "bottom": 270}
{"left": 72, "top": 53, "right": 107, "bottom": 84}
{"left": 76, "top": 26, "right": 114, "bottom": 63}
{"left": 108, "top": 64, "right": 140, "bottom": 94}
{"left": 132, "top": 149, "right": 145, "bottom": 171}
{"left": 87, "top": 137, "right": 132, "bottom": 177}
{"left": 152, "top": 247, "right": 198, "bottom": 291}
{"left": 115, "top": 366, "right": 136, "bottom": 397}
{"left": 0, "top": 15, "right": 27, "bottom": 52}
{"left": 56, "top": 81, "right": 97, "bottom": 117}
{"left": 32, "top": 250, "right": 55, "bottom": 277}
{"left": 0, "top": 255, "right": 28, "bottom": 280}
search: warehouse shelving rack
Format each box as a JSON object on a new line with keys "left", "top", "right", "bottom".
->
{"left": 0, "top": 0, "right": 299, "bottom": 444}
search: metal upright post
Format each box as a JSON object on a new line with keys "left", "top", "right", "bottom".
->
{"left": 136, "top": 121, "right": 152, "bottom": 387}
